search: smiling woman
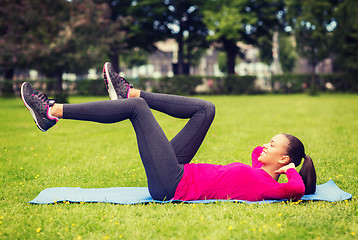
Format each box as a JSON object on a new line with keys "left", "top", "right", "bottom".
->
{"left": 20, "top": 62, "right": 314, "bottom": 202}
{"left": 259, "top": 134, "right": 317, "bottom": 194}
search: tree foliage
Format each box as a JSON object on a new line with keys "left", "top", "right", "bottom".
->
{"left": 0, "top": 0, "right": 115, "bottom": 99}
{"left": 106, "top": 0, "right": 168, "bottom": 72}
{"left": 287, "top": 0, "right": 335, "bottom": 70}
{"left": 332, "top": 0, "right": 358, "bottom": 73}
{"left": 203, "top": 0, "right": 254, "bottom": 74}
{"left": 121, "top": 48, "right": 149, "bottom": 69}
{"left": 34, "top": 0, "right": 113, "bottom": 100}
{"left": 203, "top": 0, "right": 284, "bottom": 74}
{"left": 35, "top": 1, "right": 110, "bottom": 74}
{"left": 2, "top": 0, "right": 358, "bottom": 96}
{"left": 0, "top": 0, "right": 43, "bottom": 73}
{"left": 161, "top": 0, "right": 209, "bottom": 75}
{"left": 248, "top": 0, "right": 285, "bottom": 65}
{"left": 0, "top": 0, "right": 50, "bottom": 94}
{"left": 279, "top": 34, "right": 298, "bottom": 72}
{"left": 287, "top": 0, "right": 337, "bottom": 93}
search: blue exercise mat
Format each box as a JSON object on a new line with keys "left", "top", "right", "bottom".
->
{"left": 29, "top": 180, "right": 352, "bottom": 205}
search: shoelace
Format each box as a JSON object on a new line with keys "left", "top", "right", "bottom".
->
{"left": 32, "top": 92, "right": 51, "bottom": 109}
{"left": 117, "top": 74, "right": 133, "bottom": 90}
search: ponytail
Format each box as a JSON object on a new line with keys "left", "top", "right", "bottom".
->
{"left": 299, "top": 155, "right": 317, "bottom": 194}
{"left": 282, "top": 134, "right": 317, "bottom": 195}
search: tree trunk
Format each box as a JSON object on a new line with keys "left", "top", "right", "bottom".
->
{"left": 187, "top": 43, "right": 192, "bottom": 75}
{"left": 3, "top": 68, "right": 14, "bottom": 96}
{"left": 108, "top": 2, "right": 120, "bottom": 74}
{"left": 177, "top": 31, "right": 184, "bottom": 75}
{"left": 109, "top": 53, "right": 120, "bottom": 74}
{"left": 56, "top": 72, "right": 63, "bottom": 96}
{"left": 223, "top": 39, "right": 237, "bottom": 75}
{"left": 309, "top": 62, "right": 318, "bottom": 95}
{"left": 55, "top": 72, "right": 68, "bottom": 103}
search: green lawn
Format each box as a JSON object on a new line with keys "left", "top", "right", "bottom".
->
{"left": 1, "top": 94, "right": 357, "bottom": 239}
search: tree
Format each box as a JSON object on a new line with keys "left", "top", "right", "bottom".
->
{"left": 184, "top": 32, "right": 208, "bottom": 70}
{"left": 0, "top": 0, "right": 112, "bottom": 99}
{"left": 0, "top": 0, "right": 58, "bottom": 95}
{"left": 332, "top": 0, "right": 358, "bottom": 73}
{"left": 84, "top": 0, "right": 209, "bottom": 76}
{"left": 203, "top": 0, "right": 254, "bottom": 75}
{"left": 279, "top": 34, "right": 298, "bottom": 72}
{"left": 104, "top": 0, "right": 170, "bottom": 73}
{"left": 118, "top": 0, "right": 209, "bottom": 75}
{"left": 203, "top": 0, "right": 284, "bottom": 75}
{"left": 121, "top": 48, "right": 149, "bottom": 69}
{"left": 159, "top": 0, "right": 209, "bottom": 75}
{"left": 248, "top": 0, "right": 285, "bottom": 65}
{"left": 287, "top": 0, "right": 336, "bottom": 93}
{"left": 103, "top": 0, "right": 141, "bottom": 73}
{"left": 31, "top": 0, "right": 111, "bottom": 101}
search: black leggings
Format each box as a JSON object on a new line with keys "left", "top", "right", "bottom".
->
{"left": 63, "top": 91, "right": 215, "bottom": 200}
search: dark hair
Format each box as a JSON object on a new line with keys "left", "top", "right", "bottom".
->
{"left": 283, "top": 134, "right": 317, "bottom": 194}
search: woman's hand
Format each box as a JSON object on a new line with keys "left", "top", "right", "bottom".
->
{"left": 275, "top": 162, "right": 296, "bottom": 175}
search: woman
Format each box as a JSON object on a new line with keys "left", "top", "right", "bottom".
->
{"left": 21, "top": 62, "right": 316, "bottom": 202}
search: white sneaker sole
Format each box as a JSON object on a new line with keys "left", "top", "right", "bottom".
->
{"left": 21, "top": 83, "right": 47, "bottom": 132}
{"left": 104, "top": 62, "right": 119, "bottom": 100}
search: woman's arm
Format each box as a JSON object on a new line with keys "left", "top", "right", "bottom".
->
{"left": 274, "top": 162, "right": 296, "bottom": 174}
{"left": 251, "top": 146, "right": 264, "bottom": 168}
{"left": 263, "top": 167, "right": 305, "bottom": 201}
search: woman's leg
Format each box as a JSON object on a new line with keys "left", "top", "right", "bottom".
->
{"left": 140, "top": 91, "right": 215, "bottom": 164}
{"left": 102, "top": 62, "right": 215, "bottom": 164}
{"left": 61, "top": 98, "right": 184, "bottom": 200}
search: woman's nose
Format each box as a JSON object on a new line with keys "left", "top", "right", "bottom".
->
{"left": 263, "top": 143, "right": 268, "bottom": 149}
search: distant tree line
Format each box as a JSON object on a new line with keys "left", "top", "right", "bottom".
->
{"left": 1, "top": 0, "right": 357, "bottom": 98}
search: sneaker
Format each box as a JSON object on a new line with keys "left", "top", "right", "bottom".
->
{"left": 103, "top": 62, "right": 133, "bottom": 99}
{"left": 21, "top": 82, "right": 58, "bottom": 132}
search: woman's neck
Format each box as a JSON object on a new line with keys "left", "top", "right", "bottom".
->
{"left": 261, "top": 165, "right": 280, "bottom": 181}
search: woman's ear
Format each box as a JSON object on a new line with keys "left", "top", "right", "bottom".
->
{"left": 278, "top": 155, "right": 291, "bottom": 165}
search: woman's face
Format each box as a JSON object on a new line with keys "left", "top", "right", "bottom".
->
{"left": 258, "top": 134, "right": 290, "bottom": 165}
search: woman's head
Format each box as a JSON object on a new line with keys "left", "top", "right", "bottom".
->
{"left": 258, "top": 134, "right": 291, "bottom": 166}
{"left": 282, "top": 134, "right": 305, "bottom": 167}
{"left": 259, "top": 134, "right": 317, "bottom": 194}
{"left": 282, "top": 134, "right": 316, "bottom": 194}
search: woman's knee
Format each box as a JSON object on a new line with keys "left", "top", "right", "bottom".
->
{"left": 126, "top": 97, "right": 151, "bottom": 119}
{"left": 128, "top": 96, "right": 147, "bottom": 105}
{"left": 128, "top": 97, "right": 149, "bottom": 110}
{"left": 202, "top": 100, "right": 216, "bottom": 121}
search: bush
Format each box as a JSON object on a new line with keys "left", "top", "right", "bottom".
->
{"left": 143, "top": 76, "right": 203, "bottom": 95}
{"left": 320, "top": 73, "right": 358, "bottom": 92}
{"left": 271, "top": 73, "right": 358, "bottom": 93}
{"left": 76, "top": 79, "right": 107, "bottom": 96}
{"left": 1, "top": 76, "right": 257, "bottom": 97}
{"left": 0, "top": 79, "right": 15, "bottom": 97}
{"left": 271, "top": 74, "right": 311, "bottom": 93}
{"left": 223, "top": 75, "right": 256, "bottom": 94}
{"left": 201, "top": 76, "right": 256, "bottom": 94}
{"left": 142, "top": 75, "right": 256, "bottom": 95}
{"left": 3, "top": 73, "right": 356, "bottom": 97}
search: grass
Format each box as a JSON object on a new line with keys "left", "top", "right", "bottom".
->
{"left": 0, "top": 93, "right": 357, "bottom": 239}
